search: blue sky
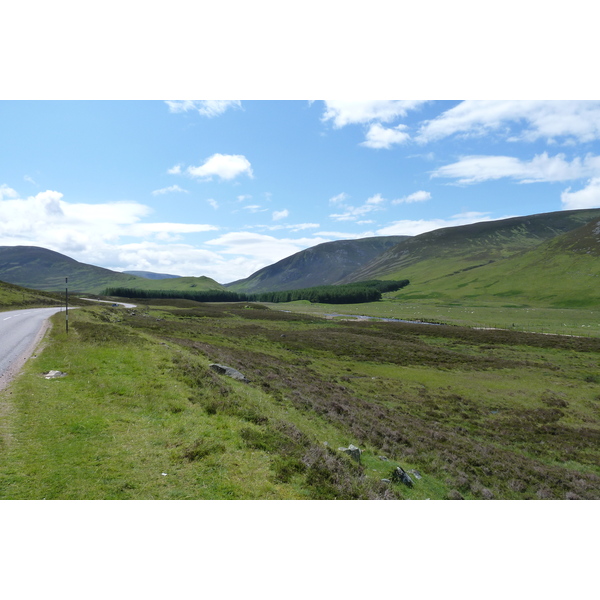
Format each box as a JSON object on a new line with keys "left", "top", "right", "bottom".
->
{"left": 1, "top": 99, "right": 600, "bottom": 283}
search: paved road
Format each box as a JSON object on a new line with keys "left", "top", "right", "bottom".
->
{"left": 0, "top": 307, "right": 67, "bottom": 390}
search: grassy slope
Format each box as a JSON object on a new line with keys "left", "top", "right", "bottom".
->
{"left": 0, "top": 245, "right": 144, "bottom": 293}
{"left": 0, "top": 279, "right": 71, "bottom": 310}
{"left": 340, "top": 209, "right": 600, "bottom": 292}
{"left": 392, "top": 218, "right": 600, "bottom": 308}
{"left": 1, "top": 302, "right": 599, "bottom": 500}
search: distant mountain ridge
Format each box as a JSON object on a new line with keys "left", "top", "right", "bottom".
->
{"left": 0, "top": 246, "right": 222, "bottom": 294}
{"left": 123, "top": 270, "right": 181, "bottom": 280}
{"left": 226, "top": 236, "right": 409, "bottom": 293}
{"left": 338, "top": 208, "right": 600, "bottom": 285}
{"left": 2, "top": 208, "right": 599, "bottom": 305}
{"left": 0, "top": 246, "right": 142, "bottom": 293}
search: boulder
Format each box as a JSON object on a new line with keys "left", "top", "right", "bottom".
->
{"left": 338, "top": 444, "right": 362, "bottom": 463}
{"left": 209, "top": 363, "right": 250, "bottom": 383}
{"left": 391, "top": 466, "right": 413, "bottom": 487}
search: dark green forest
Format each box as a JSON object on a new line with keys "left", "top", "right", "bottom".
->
{"left": 103, "top": 280, "right": 410, "bottom": 305}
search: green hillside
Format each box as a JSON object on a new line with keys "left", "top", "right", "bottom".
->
{"left": 402, "top": 217, "right": 600, "bottom": 308}
{"left": 340, "top": 209, "right": 600, "bottom": 288}
{"left": 0, "top": 246, "right": 223, "bottom": 294}
{"left": 226, "top": 236, "right": 408, "bottom": 293}
{"left": 0, "top": 279, "right": 82, "bottom": 310}
{"left": 0, "top": 246, "right": 143, "bottom": 293}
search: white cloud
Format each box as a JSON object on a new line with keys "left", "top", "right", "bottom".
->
{"left": 330, "top": 193, "right": 387, "bottom": 221}
{"left": 167, "top": 164, "right": 182, "bottom": 175}
{"left": 242, "top": 205, "right": 266, "bottom": 213}
{"left": 417, "top": 100, "right": 600, "bottom": 144}
{"left": 0, "top": 184, "right": 18, "bottom": 200}
{"left": 561, "top": 178, "right": 600, "bottom": 210}
{"left": 0, "top": 188, "right": 227, "bottom": 275}
{"left": 128, "top": 223, "right": 217, "bottom": 236}
{"left": 165, "top": 100, "right": 242, "bottom": 117}
{"left": 237, "top": 194, "right": 252, "bottom": 202}
{"left": 376, "top": 212, "right": 504, "bottom": 236}
{"left": 187, "top": 153, "right": 253, "bottom": 181}
{"left": 392, "top": 190, "right": 431, "bottom": 204}
{"left": 322, "top": 101, "right": 425, "bottom": 128}
{"left": 151, "top": 185, "right": 188, "bottom": 195}
{"left": 366, "top": 193, "right": 385, "bottom": 205}
{"left": 361, "top": 123, "right": 410, "bottom": 149}
{"left": 432, "top": 152, "right": 600, "bottom": 184}
{"left": 329, "top": 192, "right": 349, "bottom": 205}
{"left": 272, "top": 209, "right": 289, "bottom": 221}
{"left": 207, "top": 198, "right": 219, "bottom": 209}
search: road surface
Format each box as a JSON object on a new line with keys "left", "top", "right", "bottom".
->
{"left": 0, "top": 307, "right": 67, "bottom": 391}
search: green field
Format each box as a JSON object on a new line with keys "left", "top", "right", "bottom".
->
{"left": 1, "top": 300, "right": 599, "bottom": 499}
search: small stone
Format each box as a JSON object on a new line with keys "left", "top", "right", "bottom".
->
{"left": 43, "top": 370, "right": 67, "bottom": 379}
{"left": 379, "top": 456, "right": 389, "bottom": 461}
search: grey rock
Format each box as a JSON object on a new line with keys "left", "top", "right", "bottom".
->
{"left": 209, "top": 363, "right": 250, "bottom": 383}
{"left": 391, "top": 466, "right": 413, "bottom": 487}
{"left": 379, "top": 455, "right": 389, "bottom": 461}
{"left": 338, "top": 444, "right": 362, "bottom": 463}
{"left": 408, "top": 469, "right": 422, "bottom": 480}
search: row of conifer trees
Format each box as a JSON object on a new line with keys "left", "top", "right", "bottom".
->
{"left": 103, "top": 279, "right": 409, "bottom": 305}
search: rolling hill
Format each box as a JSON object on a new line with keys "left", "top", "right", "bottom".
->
{"left": 0, "top": 246, "right": 223, "bottom": 294}
{"left": 338, "top": 209, "right": 600, "bottom": 287}
{"left": 406, "top": 216, "right": 600, "bottom": 307}
{"left": 225, "top": 236, "right": 408, "bottom": 293}
{"left": 122, "top": 270, "right": 181, "bottom": 280}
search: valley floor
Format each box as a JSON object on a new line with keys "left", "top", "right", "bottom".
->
{"left": 1, "top": 300, "right": 599, "bottom": 499}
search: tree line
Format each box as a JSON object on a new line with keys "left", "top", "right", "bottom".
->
{"left": 103, "top": 279, "right": 409, "bottom": 305}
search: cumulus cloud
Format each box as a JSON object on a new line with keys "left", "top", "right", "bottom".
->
{"left": 432, "top": 152, "right": 600, "bottom": 184}
{"left": 207, "top": 198, "right": 219, "bottom": 209}
{"left": 272, "top": 209, "right": 289, "bottom": 221}
{"left": 361, "top": 123, "right": 410, "bottom": 149}
{"left": 165, "top": 100, "right": 242, "bottom": 117}
{"left": 376, "top": 212, "right": 507, "bottom": 237}
{"left": 187, "top": 153, "right": 254, "bottom": 181}
{"left": 392, "top": 190, "right": 431, "bottom": 204}
{"left": 417, "top": 100, "right": 600, "bottom": 144}
{"left": 167, "top": 164, "right": 182, "bottom": 175}
{"left": 151, "top": 185, "right": 188, "bottom": 195}
{"left": 561, "top": 178, "right": 600, "bottom": 210}
{"left": 322, "top": 101, "right": 425, "bottom": 128}
{"left": 0, "top": 188, "right": 228, "bottom": 275}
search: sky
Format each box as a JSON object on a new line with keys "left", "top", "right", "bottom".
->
{"left": 2, "top": 99, "right": 600, "bottom": 283}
